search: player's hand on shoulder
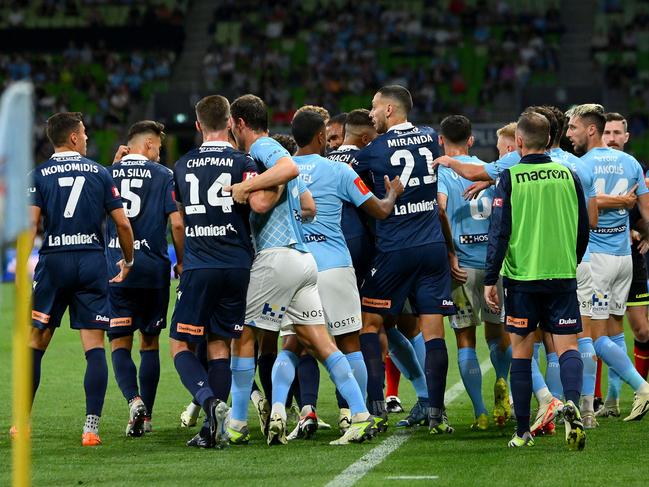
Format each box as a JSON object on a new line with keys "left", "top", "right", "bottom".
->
{"left": 448, "top": 253, "right": 468, "bottom": 284}
{"left": 384, "top": 175, "right": 404, "bottom": 197}
{"left": 109, "top": 259, "right": 131, "bottom": 283}
{"left": 464, "top": 180, "right": 491, "bottom": 200}
{"left": 484, "top": 285, "right": 500, "bottom": 314}
{"left": 432, "top": 155, "right": 453, "bottom": 169}
{"left": 113, "top": 145, "right": 130, "bottom": 164}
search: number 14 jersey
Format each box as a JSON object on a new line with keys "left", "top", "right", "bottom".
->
{"left": 354, "top": 123, "right": 445, "bottom": 252}
{"left": 174, "top": 141, "right": 258, "bottom": 270}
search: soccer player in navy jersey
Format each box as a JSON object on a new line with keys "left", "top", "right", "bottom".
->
{"left": 107, "top": 120, "right": 185, "bottom": 436}
{"left": 169, "top": 95, "right": 273, "bottom": 449}
{"left": 355, "top": 85, "right": 466, "bottom": 434}
{"left": 326, "top": 113, "right": 347, "bottom": 153}
{"left": 25, "top": 112, "right": 134, "bottom": 446}
{"left": 226, "top": 94, "right": 378, "bottom": 446}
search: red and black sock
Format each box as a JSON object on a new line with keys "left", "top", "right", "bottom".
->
{"left": 634, "top": 340, "right": 649, "bottom": 380}
{"left": 385, "top": 355, "right": 401, "bottom": 397}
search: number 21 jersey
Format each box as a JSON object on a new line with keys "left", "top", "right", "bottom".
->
{"left": 174, "top": 141, "right": 258, "bottom": 270}
{"left": 354, "top": 123, "right": 444, "bottom": 252}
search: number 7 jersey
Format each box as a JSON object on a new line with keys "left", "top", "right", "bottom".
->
{"left": 28, "top": 151, "right": 123, "bottom": 254}
{"left": 354, "top": 122, "right": 444, "bottom": 252}
{"left": 174, "top": 141, "right": 258, "bottom": 270}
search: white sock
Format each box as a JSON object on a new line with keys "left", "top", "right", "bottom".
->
{"left": 188, "top": 402, "right": 201, "bottom": 416}
{"left": 229, "top": 418, "right": 247, "bottom": 431}
{"left": 581, "top": 395, "right": 594, "bottom": 413}
{"left": 535, "top": 387, "right": 553, "bottom": 406}
{"left": 637, "top": 382, "right": 649, "bottom": 395}
{"left": 250, "top": 389, "right": 263, "bottom": 403}
{"left": 83, "top": 414, "right": 100, "bottom": 434}
{"left": 351, "top": 412, "right": 370, "bottom": 423}
{"left": 271, "top": 402, "right": 287, "bottom": 421}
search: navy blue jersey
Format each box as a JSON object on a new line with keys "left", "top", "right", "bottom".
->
{"left": 355, "top": 123, "right": 444, "bottom": 252}
{"left": 327, "top": 144, "right": 371, "bottom": 241}
{"left": 29, "top": 151, "right": 122, "bottom": 254}
{"left": 106, "top": 155, "right": 177, "bottom": 288}
{"left": 173, "top": 141, "right": 257, "bottom": 270}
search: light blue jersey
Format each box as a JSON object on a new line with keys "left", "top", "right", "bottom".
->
{"left": 249, "top": 137, "right": 308, "bottom": 253}
{"left": 437, "top": 155, "right": 494, "bottom": 270}
{"left": 293, "top": 154, "right": 373, "bottom": 271}
{"left": 549, "top": 147, "right": 597, "bottom": 262}
{"left": 484, "top": 150, "right": 521, "bottom": 180}
{"left": 581, "top": 146, "right": 649, "bottom": 256}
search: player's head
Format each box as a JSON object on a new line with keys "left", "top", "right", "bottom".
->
{"left": 195, "top": 95, "right": 231, "bottom": 138}
{"left": 603, "top": 112, "right": 629, "bottom": 151}
{"left": 326, "top": 113, "right": 347, "bottom": 151}
{"left": 293, "top": 105, "right": 330, "bottom": 124}
{"left": 344, "top": 109, "right": 377, "bottom": 148}
{"left": 524, "top": 106, "right": 557, "bottom": 150}
{"left": 370, "top": 85, "right": 412, "bottom": 134}
{"left": 566, "top": 103, "right": 606, "bottom": 155}
{"left": 439, "top": 115, "right": 473, "bottom": 154}
{"left": 127, "top": 120, "right": 165, "bottom": 162}
{"left": 46, "top": 112, "right": 87, "bottom": 155}
{"left": 544, "top": 105, "right": 567, "bottom": 148}
{"left": 515, "top": 111, "right": 550, "bottom": 154}
{"left": 495, "top": 122, "right": 517, "bottom": 158}
{"left": 230, "top": 94, "right": 269, "bottom": 150}
{"left": 271, "top": 133, "right": 298, "bottom": 155}
{"left": 291, "top": 110, "right": 326, "bottom": 155}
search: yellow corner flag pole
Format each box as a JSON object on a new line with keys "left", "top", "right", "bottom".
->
{"left": 12, "top": 229, "right": 32, "bottom": 487}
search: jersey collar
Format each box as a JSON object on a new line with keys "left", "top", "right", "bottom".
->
{"left": 337, "top": 144, "right": 359, "bottom": 151}
{"left": 51, "top": 151, "right": 81, "bottom": 158}
{"left": 387, "top": 122, "right": 414, "bottom": 132}
{"left": 121, "top": 154, "right": 148, "bottom": 161}
{"left": 201, "top": 141, "right": 233, "bottom": 148}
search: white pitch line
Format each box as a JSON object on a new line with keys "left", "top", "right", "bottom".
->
{"left": 385, "top": 476, "right": 439, "bottom": 480}
{"left": 325, "top": 359, "right": 492, "bottom": 487}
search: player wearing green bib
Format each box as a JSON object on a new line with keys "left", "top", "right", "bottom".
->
{"left": 483, "top": 111, "right": 590, "bottom": 450}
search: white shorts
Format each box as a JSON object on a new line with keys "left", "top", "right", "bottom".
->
{"left": 590, "top": 253, "right": 633, "bottom": 320}
{"left": 450, "top": 268, "right": 503, "bottom": 329}
{"left": 319, "top": 267, "right": 362, "bottom": 336}
{"left": 577, "top": 261, "right": 593, "bottom": 317}
{"left": 245, "top": 248, "right": 324, "bottom": 333}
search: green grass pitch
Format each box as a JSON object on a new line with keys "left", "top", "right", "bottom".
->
{"left": 0, "top": 282, "right": 646, "bottom": 486}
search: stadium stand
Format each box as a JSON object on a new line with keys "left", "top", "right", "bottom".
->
{"left": 0, "top": 0, "right": 188, "bottom": 163}
{"left": 202, "top": 0, "right": 563, "bottom": 123}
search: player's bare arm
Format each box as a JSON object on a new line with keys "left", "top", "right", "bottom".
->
{"left": 248, "top": 184, "right": 285, "bottom": 214}
{"left": 28, "top": 205, "right": 41, "bottom": 251}
{"left": 437, "top": 195, "right": 468, "bottom": 284}
{"left": 358, "top": 175, "right": 403, "bottom": 219}
{"left": 227, "top": 156, "right": 299, "bottom": 204}
{"left": 463, "top": 180, "right": 494, "bottom": 200}
{"left": 109, "top": 206, "right": 135, "bottom": 283}
{"left": 169, "top": 209, "right": 185, "bottom": 277}
{"left": 596, "top": 183, "right": 638, "bottom": 209}
{"left": 299, "top": 189, "right": 316, "bottom": 221}
{"left": 433, "top": 155, "right": 492, "bottom": 181}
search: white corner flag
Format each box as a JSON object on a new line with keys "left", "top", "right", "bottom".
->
{"left": 0, "top": 81, "right": 34, "bottom": 487}
{"left": 0, "top": 81, "right": 34, "bottom": 244}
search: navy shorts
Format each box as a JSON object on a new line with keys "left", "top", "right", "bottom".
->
{"left": 346, "top": 233, "right": 375, "bottom": 288}
{"left": 504, "top": 288, "right": 582, "bottom": 336}
{"left": 108, "top": 286, "right": 170, "bottom": 339}
{"left": 170, "top": 268, "right": 250, "bottom": 343}
{"left": 360, "top": 242, "right": 455, "bottom": 316}
{"left": 32, "top": 251, "right": 110, "bottom": 330}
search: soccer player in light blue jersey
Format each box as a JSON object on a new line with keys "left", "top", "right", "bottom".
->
{"left": 226, "top": 95, "right": 379, "bottom": 446}
{"left": 285, "top": 109, "right": 402, "bottom": 440}
{"left": 567, "top": 103, "right": 649, "bottom": 421}
{"left": 436, "top": 115, "right": 512, "bottom": 432}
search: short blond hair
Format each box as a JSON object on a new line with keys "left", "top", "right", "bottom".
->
{"left": 293, "top": 105, "right": 330, "bottom": 123}
{"left": 496, "top": 122, "right": 517, "bottom": 140}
